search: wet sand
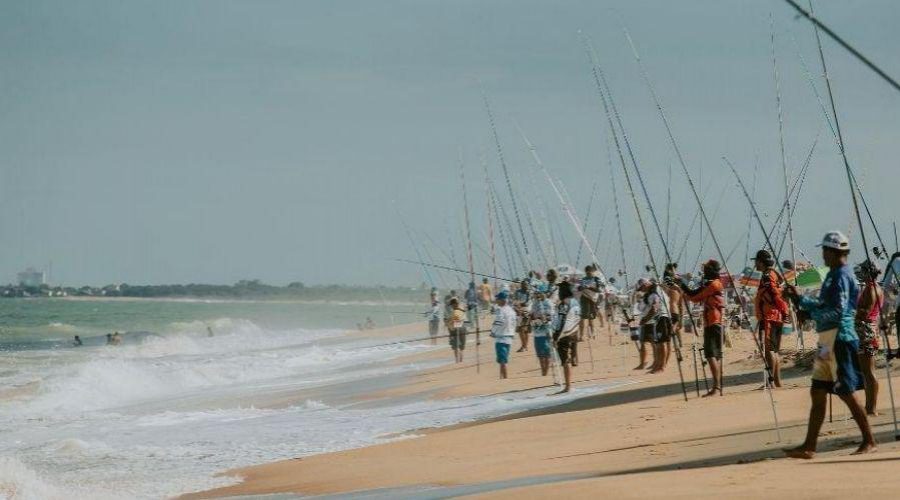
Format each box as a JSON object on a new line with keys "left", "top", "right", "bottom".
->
{"left": 183, "top": 319, "right": 900, "bottom": 499}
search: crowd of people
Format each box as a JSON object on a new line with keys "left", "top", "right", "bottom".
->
{"left": 422, "top": 230, "right": 898, "bottom": 458}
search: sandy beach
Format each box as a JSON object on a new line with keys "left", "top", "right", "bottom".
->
{"left": 183, "top": 319, "right": 900, "bottom": 499}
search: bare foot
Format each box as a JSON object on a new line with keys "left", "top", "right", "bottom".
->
{"left": 702, "top": 388, "right": 719, "bottom": 398}
{"left": 633, "top": 364, "right": 646, "bottom": 370}
{"left": 784, "top": 448, "right": 816, "bottom": 459}
{"left": 867, "top": 410, "right": 880, "bottom": 417}
{"left": 774, "top": 380, "right": 782, "bottom": 388}
{"left": 553, "top": 388, "right": 571, "bottom": 395}
{"left": 851, "top": 442, "right": 877, "bottom": 455}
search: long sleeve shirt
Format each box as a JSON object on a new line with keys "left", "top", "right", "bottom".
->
{"left": 798, "top": 264, "right": 859, "bottom": 341}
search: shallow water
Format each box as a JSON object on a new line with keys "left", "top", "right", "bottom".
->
{"left": 0, "top": 299, "right": 629, "bottom": 499}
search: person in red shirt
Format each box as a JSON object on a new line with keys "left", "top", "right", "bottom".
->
{"left": 752, "top": 249, "right": 789, "bottom": 388}
{"left": 680, "top": 260, "right": 725, "bottom": 397}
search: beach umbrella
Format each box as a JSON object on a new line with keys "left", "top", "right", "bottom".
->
{"left": 796, "top": 266, "right": 829, "bottom": 288}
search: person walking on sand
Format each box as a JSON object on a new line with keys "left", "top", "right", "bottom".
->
{"left": 514, "top": 280, "right": 532, "bottom": 353}
{"left": 854, "top": 259, "right": 883, "bottom": 416}
{"left": 553, "top": 281, "right": 581, "bottom": 394}
{"left": 447, "top": 297, "right": 467, "bottom": 363}
{"left": 783, "top": 231, "right": 876, "bottom": 459}
{"left": 680, "top": 260, "right": 725, "bottom": 397}
{"left": 530, "top": 285, "right": 556, "bottom": 376}
{"left": 752, "top": 249, "right": 789, "bottom": 388}
{"left": 784, "top": 231, "right": 876, "bottom": 459}
{"left": 490, "top": 290, "right": 517, "bottom": 379}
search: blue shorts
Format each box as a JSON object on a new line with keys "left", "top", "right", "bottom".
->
{"left": 534, "top": 336, "right": 552, "bottom": 358}
{"left": 812, "top": 337, "right": 864, "bottom": 396}
{"left": 495, "top": 342, "right": 511, "bottom": 364}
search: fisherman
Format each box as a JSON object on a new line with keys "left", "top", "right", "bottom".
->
{"left": 647, "top": 279, "right": 673, "bottom": 374}
{"left": 530, "top": 284, "right": 555, "bottom": 376}
{"left": 553, "top": 281, "right": 581, "bottom": 393}
{"left": 447, "top": 297, "right": 467, "bottom": 363}
{"left": 427, "top": 298, "right": 442, "bottom": 345}
{"left": 478, "top": 278, "right": 493, "bottom": 311}
{"left": 635, "top": 278, "right": 658, "bottom": 372}
{"left": 783, "top": 231, "right": 876, "bottom": 458}
{"left": 752, "top": 249, "right": 789, "bottom": 388}
{"left": 514, "top": 280, "right": 532, "bottom": 353}
{"left": 680, "top": 260, "right": 725, "bottom": 397}
{"left": 73, "top": 335, "right": 83, "bottom": 347}
{"left": 577, "top": 265, "right": 602, "bottom": 343}
{"left": 444, "top": 290, "right": 457, "bottom": 334}
{"left": 106, "top": 333, "right": 113, "bottom": 345}
{"left": 854, "top": 259, "right": 883, "bottom": 416}
{"left": 111, "top": 331, "right": 123, "bottom": 346}
{"left": 490, "top": 290, "right": 517, "bottom": 379}
{"left": 662, "top": 263, "right": 684, "bottom": 366}
{"left": 465, "top": 281, "right": 479, "bottom": 327}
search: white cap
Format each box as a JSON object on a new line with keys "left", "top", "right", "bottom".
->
{"left": 816, "top": 231, "right": 850, "bottom": 251}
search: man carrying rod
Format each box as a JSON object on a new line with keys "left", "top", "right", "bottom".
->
{"left": 680, "top": 260, "right": 725, "bottom": 397}
{"left": 783, "top": 231, "right": 876, "bottom": 458}
{"left": 752, "top": 249, "right": 790, "bottom": 388}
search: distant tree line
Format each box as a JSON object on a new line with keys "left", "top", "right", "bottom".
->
{"left": 0, "top": 280, "right": 430, "bottom": 301}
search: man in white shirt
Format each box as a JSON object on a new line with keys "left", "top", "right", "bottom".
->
{"left": 491, "top": 290, "right": 517, "bottom": 379}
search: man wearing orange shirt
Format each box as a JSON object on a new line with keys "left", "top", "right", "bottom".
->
{"left": 680, "top": 260, "right": 725, "bottom": 397}
{"left": 753, "top": 249, "right": 789, "bottom": 388}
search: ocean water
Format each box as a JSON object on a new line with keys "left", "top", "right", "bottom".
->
{"left": 0, "top": 299, "right": 629, "bottom": 499}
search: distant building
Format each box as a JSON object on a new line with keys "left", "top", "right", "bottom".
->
{"left": 17, "top": 268, "right": 46, "bottom": 288}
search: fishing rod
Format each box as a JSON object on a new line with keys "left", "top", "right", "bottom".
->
{"left": 458, "top": 148, "right": 481, "bottom": 373}
{"left": 770, "top": 15, "right": 799, "bottom": 287}
{"left": 481, "top": 86, "right": 532, "bottom": 270}
{"left": 515, "top": 122, "right": 610, "bottom": 282}
{"left": 781, "top": 0, "right": 900, "bottom": 94}
{"left": 394, "top": 258, "right": 518, "bottom": 284}
{"left": 585, "top": 34, "right": 693, "bottom": 400}
{"left": 574, "top": 181, "right": 600, "bottom": 269}
{"left": 609, "top": 161, "right": 630, "bottom": 291}
{"left": 483, "top": 157, "right": 528, "bottom": 276}
{"left": 743, "top": 157, "right": 759, "bottom": 268}
{"left": 809, "top": 0, "right": 899, "bottom": 439}
{"left": 793, "top": 13, "right": 888, "bottom": 259}
{"left": 393, "top": 201, "right": 436, "bottom": 288}
{"left": 774, "top": 137, "right": 818, "bottom": 258}
{"left": 623, "top": 24, "right": 780, "bottom": 433}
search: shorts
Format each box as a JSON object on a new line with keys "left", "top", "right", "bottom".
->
{"left": 580, "top": 296, "right": 597, "bottom": 320}
{"left": 534, "top": 336, "right": 552, "bottom": 358}
{"left": 856, "top": 321, "right": 880, "bottom": 356}
{"left": 449, "top": 328, "right": 467, "bottom": 350}
{"left": 556, "top": 335, "right": 578, "bottom": 365}
{"left": 495, "top": 342, "right": 511, "bottom": 364}
{"left": 703, "top": 324, "right": 724, "bottom": 360}
{"left": 760, "top": 320, "right": 783, "bottom": 353}
{"left": 812, "top": 337, "right": 864, "bottom": 395}
{"left": 629, "top": 327, "right": 640, "bottom": 342}
{"left": 516, "top": 322, "right": 531, "bottom": 334}
{"left": 429, "top": 320, "right": 440, "bottom": 338}
{"left": 640, "top": 323, "right": 658, "bottom": 344}
{"left": 656, "top": 317, "right": 673, "bottom": 343}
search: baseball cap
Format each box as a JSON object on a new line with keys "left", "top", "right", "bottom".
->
{"left": 495, "top": 290, "right": 509, "bottom": 301}
{"left": 751, "top": 249, "right": 772, "bottom": 261}
{"left": 816, "top": 231, "right": 850, "bottom": 251}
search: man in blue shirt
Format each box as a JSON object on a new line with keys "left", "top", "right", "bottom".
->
{"left": 783, "top": 231, "right": 876, "bottom": 458}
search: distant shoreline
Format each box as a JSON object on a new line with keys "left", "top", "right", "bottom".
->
{"left": 53, "top": 296, "right": 425, "bottom": 306}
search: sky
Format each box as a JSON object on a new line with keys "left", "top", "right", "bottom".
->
{"left": 1, "top": 0, "right": 898, "bottom": 287}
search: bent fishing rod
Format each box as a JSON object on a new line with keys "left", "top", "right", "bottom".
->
{"left": 395, "top": 258, "right": 519, "bottom": 284}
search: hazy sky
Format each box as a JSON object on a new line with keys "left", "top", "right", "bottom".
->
{"left": 1, "top": 0, "right": 898, "bottom": 287}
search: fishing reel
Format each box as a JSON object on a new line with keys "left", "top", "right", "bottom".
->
{"left": 873, "top": 246, "right": 890, "bottom": 261}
